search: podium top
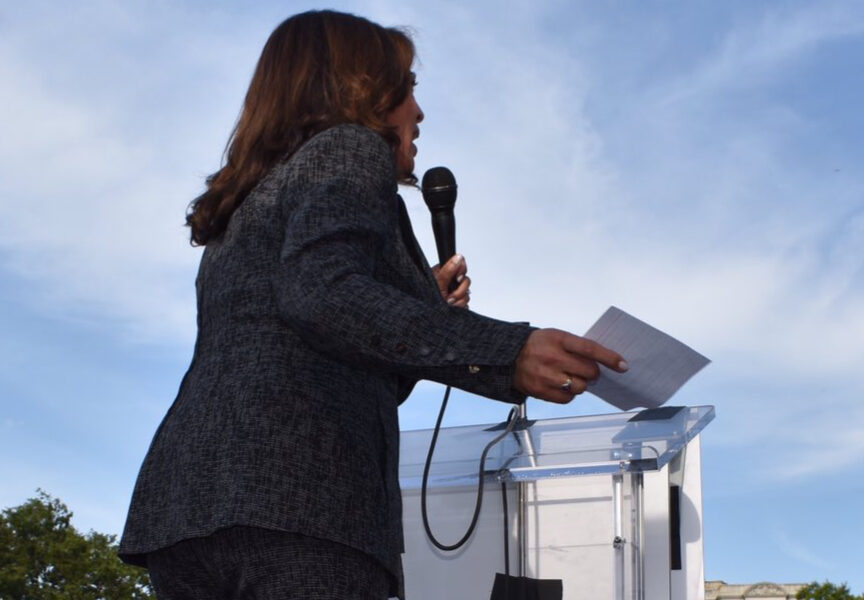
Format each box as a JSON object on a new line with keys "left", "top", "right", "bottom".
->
{"left": 400, "top": 405, "right": 714, "bottom": 489}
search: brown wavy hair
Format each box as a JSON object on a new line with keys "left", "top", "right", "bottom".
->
{"left": 186, "top": 10, "right": 416, "bottom": 245}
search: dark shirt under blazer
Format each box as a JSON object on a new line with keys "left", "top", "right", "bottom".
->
{"left": 119, "top": 124, "right": 533, "bottom": 592}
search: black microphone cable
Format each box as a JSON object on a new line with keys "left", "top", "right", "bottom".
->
{"left": 420, "top": 165, "right": 519, "bottom": 551}
{"left": 420, "top": 386, "right": 520, "bottom": 552}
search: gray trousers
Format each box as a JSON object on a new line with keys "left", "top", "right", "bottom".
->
{"left": 147, "top": 526, "right": 394, "bottom": 600}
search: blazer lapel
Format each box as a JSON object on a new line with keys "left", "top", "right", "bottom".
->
{"left": 395, "top": 195, "right": 442, "bottom": 304}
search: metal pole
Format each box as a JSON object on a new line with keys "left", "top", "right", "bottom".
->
{"left": 613, "top": 471, "right": 625, "bottom": 600}
{"left": 630, "top": 472, "right": 645, "bottom": 600}
{"left": 517, "top": 402, "right": 528, "bottom": 577}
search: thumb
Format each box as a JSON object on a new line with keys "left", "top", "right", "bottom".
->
{"left": 436, "top": 254, "right": 463, "bottom": 291}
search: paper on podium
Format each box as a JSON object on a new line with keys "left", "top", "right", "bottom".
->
{"left": 583, "top": 306, "right": 710, "bottom": 411}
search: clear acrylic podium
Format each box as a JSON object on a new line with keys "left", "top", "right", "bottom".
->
{"left": 400, "top": 405, "right": 715, "bottom": 600}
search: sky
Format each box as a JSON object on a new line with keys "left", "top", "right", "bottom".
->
{"left": 1, "top": 0, "right": 863, "bottom": 593}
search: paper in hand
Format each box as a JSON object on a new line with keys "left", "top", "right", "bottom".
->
{"left": 583, "top": 306, "right": 710, "bottom": 411}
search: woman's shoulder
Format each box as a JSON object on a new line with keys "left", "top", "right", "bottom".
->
{"left": 253, "top": 124, "right": 397, "bottom": 207}
{"left": 290, "top": 124, "right": 396, "bottom": 181}
{"left": 306, "top": 123, "right": 389, "bottom": 151}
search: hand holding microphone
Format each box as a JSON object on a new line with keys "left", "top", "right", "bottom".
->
{"left": 433, "top": 254, "right": 470, "bottom": 307}
{"left": 422, "top": 167, "right": 470, "bottom": 306}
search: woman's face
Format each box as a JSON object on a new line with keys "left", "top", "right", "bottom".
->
{"left": 386, "top": 85, "right": 424, "bottom": 177}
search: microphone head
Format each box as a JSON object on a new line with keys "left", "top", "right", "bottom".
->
{"left": 421, "top": 166, "right": 457, "bottom": 211}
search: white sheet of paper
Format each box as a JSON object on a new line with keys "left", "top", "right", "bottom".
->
{"left": 583, "top": 306, "right": 710, "bottom": 411}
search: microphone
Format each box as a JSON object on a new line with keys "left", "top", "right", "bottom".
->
{"left": 421, "top": 166, "right": 458, "bottom": 268}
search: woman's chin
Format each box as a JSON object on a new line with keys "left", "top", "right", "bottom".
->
{"left": 397, "top": 156, "right": 415, "bottom": 179}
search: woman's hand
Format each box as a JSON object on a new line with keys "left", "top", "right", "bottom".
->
{"left": 433, "top": 254, "right": 471, "bottom": 308}
{"left": 513, "top": 328, "right": 629, "bottom": 404}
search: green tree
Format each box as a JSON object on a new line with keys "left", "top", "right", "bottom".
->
{"left": 0, "top": 490, "right": 153, "bottom": 600}
{"left": 797, "top": 581, "right": 864, "bottom": 600}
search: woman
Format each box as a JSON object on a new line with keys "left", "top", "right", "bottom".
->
{"left": 119, "top": 10, "right": 627, "bottom": 600}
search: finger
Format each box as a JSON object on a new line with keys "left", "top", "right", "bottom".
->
{"left": 447, "top": 291, "right": 470, "bottom": 308}
{"left": 558, "top": 355, "right": 601, "bottom": 382}
{"left": 449, "top": 296, "right": 469, "bottom": 309}
{"left": 517, "top": 377, "right": 575, "bottom": 404}
{"left": 562, "top": 335, "right": 629, "bottom": 373}
{"left": 543, "top": 380, "right": 587, "bottom": 404}
{"left": 447, "top": 276, "right": 471, "bottom": 300}
{"left": 435, "top": 254, "right": 464, "bottom": 293}
{"left": 439, "top": 254, "right": 464, "bottom": 279}
{"left": 454, "top": 256, "right": 468, "bottom": 278}
{"left": 553, "top": 372, "right": 588, "bottom": 394}
{"left": 535, "top": 365, "right": 588, "bottom": 404}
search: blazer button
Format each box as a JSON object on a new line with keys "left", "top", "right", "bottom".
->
{"left": 444, "top": 351, "right": 455, "bottom": 362}
{"left": 419, "top": 346, "right": 431, "bottom": 357}
{"left": 395, "top": 342, "right": 408, "bottom": 354}
{"left": 468, "top": 365, "right": 480, "bottom": 374}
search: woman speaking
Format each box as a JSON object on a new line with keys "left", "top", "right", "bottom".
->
{"left": 119, "top": 10, "right": 627, "bottom": 600}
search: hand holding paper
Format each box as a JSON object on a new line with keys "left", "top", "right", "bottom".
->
{"left": 513, "top": 328, "right": 629, "bottom": 404}
{"left": 583, "top": 306, "right": 710, "bottom": 410}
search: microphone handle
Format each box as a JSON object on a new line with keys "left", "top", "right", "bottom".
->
{"left": 430, "top": 211, "right": 458, "bottom": 293}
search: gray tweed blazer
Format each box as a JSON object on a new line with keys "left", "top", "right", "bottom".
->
{"left": 118, "top": 124, "right": 533, "bottom": 590}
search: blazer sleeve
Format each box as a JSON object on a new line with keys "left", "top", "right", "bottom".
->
{"left": 272, "top": 125, "right": 532, "bottom": 403}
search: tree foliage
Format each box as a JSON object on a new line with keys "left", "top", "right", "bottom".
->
{"left": 0, "top": 490, "right": 153, "bottom": 600}
{"left": 797, "top": 581, "right": 864, "bottom": 600}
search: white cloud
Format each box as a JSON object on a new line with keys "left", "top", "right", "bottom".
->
{"left": 0, "top": 49, "right": 200, "bottom": 342}
{"left": 664, "top": 2, "right": 864, "bottom": 102}
{"left": 0, "top": 2, "right": 265, "bottom": 344}
{"left": 773, "top": 528, "right": 831, "bottom": 570}
{"left": 766, "top": 401, "right": 864, "bottom": 481}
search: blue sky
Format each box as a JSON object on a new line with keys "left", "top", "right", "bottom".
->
{"left": 1, "top": 0, "right": 863, "bottom": 592}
